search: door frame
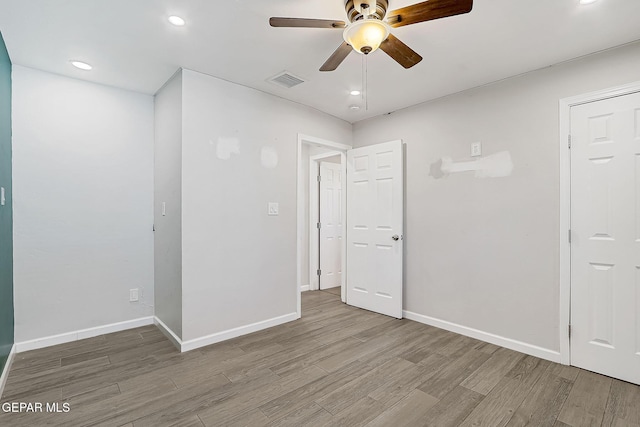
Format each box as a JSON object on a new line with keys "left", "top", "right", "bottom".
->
{"left": 296, "top": 134, "right": 351, "bottom": 318}
{"left": 558, "top": 80, "right": 640, "bottom": 365}
{"left": 309, "top": 152, "right": 346, "bottom": 292}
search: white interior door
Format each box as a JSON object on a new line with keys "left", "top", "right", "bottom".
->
{"left": 570, "top": 91, "right": 640, "bottom": 385}
{"left": 319, "top": 161, "right": 343, "bottom": 290}
{"left": 346, "top": 140, "right": 403, "bottom": 318}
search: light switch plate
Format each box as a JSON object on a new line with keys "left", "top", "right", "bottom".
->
{"left": 471, "top": 141, "right": 482, "bottom": 157}
{"left": 0, "top": 187, "right": 4, "bottom": 206}
{"left": 268, "top": 202, "right": 279, "bottom": 216}
{"left": 130, "top": 288, "right": 139, "bottom": 302}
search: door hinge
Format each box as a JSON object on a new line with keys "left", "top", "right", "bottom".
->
{"left": 317, "top": 175, "right": 321, "bottom": 182}
{"left": 317, "top": 222, "right": 321, "bottom": 229}
{"left": 152, "top": 224, "right": 155, "bottom": 232}
{"left": 568, "top": 229, "right": 571, "bottom": 243}
{"left": 568, "top": 324, "right": 572, "bottom": 339}
{"left": 568, "top": 134, "right": 571, "bottom": 149}
{"left": 317, "top": 269, "right": 321, "bottom": 276}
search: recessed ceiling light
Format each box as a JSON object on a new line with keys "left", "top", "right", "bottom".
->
{"left": 350, "top": 90, "right": 361, "bottom": 96}
{"left": 168, "top": 15, "right": 186, "bottom": 26}
{"left": 349, "top": 105, "right": 361, "bottom": 111}
{"left": 579, "top": 0, "right": 598, "bottom": 4}
{"left": 70, "top": 60, "right": 92, "bottom": 71}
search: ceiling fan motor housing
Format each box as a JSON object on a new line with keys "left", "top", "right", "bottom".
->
{"left": 345, "top": 0, "right": 388, "bottom": 22}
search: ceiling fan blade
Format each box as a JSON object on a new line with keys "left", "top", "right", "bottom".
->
{"left": 320, "top": 42, "right": 353, "bottom": 72}
{"left": 379, "top": 34, "right": 423, "bottom": 69}
{"left": 386, "top": 0, "right": 473, "bottom": 28}
{"left": 269, "top": 17, "right": 346, "bottom": 29}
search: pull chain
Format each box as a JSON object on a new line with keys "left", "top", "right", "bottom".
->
{"left": 361, "top": 54, "right": 369, "bottom": 111}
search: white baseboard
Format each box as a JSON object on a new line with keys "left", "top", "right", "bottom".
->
{"left": 0, "top": 344, "right": 16, "bottom": 399}
{"left": 15, "top": 317, "right": 155, "bottom": 353}
{"left": 153, "top": 317, "right": 182, "bottom": 351}
{"left": 13, "top": 311, "right": 299, "bottom": 355}
{"left": 180, "top": 312, "right": 298, "bottom": 352}
{"left": 301, "top": 284, "right": 310, "bottom": 292}
{"left": 403, "top": 310, "right": 562, "bottom": 363}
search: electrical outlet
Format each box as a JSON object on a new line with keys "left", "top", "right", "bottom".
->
{"left": 471, "top": 142, "right": 482, "bottom": 157}
{"left": 129, "top": 288, "right": 139, "bottom": 302}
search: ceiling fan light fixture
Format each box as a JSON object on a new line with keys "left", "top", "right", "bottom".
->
{"left": 350, "top": 90, "right": 361, "bottom": 96}
{"left": 343, "top": 19, "right": 390, "bottom": 55}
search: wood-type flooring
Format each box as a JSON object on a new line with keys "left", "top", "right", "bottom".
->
{"left": 1, "top": 290, "right": 638, "bottom": 426}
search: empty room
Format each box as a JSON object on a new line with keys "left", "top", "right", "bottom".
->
{"left": 1, "top": 0, "right": 639, "bottom": 426}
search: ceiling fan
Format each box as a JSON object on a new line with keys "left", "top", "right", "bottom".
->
{"left": 270, "top": 0, "right": 473, "bottom": 72}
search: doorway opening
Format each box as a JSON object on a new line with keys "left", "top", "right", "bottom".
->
{"left": 296, "top": 134, "right": 351, "bottom": 318}
{"left": 296, "top": 135, "right": 405, "bottom": 320}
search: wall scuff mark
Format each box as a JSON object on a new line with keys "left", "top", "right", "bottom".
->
{"left": 430, "top": 151, "right": 514, "bottom": 179}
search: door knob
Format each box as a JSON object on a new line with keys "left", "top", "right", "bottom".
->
{"left": 392, "top": 235, "right": 400, "bottom": 241}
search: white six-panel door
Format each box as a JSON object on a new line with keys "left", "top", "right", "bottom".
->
{"left": 319, "top": 161, "right": 343, "bottom": 290}
{"left": 570, "top": 91, "right": 640, "bottom": 385}
{"left": 346, "top": 141, "right": 403, "bottom": 318}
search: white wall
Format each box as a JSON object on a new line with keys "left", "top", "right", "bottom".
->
{"left": 353, "top": 41, "right": 640, "bottom": 354}
{"left": 154, "top": 70, "right": 183, "bottom": 338}
{"left": 180, "top": 69, "right": 352, "bottom": 341}
{"left": 12, "top": 66, "right": 154, "bottom": 342}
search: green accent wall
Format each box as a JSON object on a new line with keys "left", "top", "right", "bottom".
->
{"left": 0, "top": 31, "right": 14, "bottom": 375}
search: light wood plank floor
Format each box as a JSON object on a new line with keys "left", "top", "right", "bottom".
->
{"left": 1, "top": 291, "right": 639, "bottom": 426}
{"left": 321, "top": 287, "right": 341, "bottom": 297}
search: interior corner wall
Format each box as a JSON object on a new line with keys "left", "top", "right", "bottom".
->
{"left": 180, "top": 69, "right": 352, "bottom": 342}
{"left": 154, "top": 70, "right": 183, "bottom": 338}
{"left": 0, "top": 32, "right": 14, "bottom": 374}
{"left": 12, "top": 66, "right": 155, "bottom": 342}
{"left": 352, "top": 41, "right": 640, "bottom": 354}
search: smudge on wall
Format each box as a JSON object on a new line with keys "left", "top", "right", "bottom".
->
{"left": 214, "top": 137, "right": 240, "bottom": 160}
{"left": 430, "top": 151, "right": 514, "bottom": 179}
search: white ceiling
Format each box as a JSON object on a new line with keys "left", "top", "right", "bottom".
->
{"left": 0, "top": 0, "right": 639, "bottom": 123}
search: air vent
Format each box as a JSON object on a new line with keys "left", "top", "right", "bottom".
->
{"left": 268, "top": 71, "right": 305, "bottom": 89}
